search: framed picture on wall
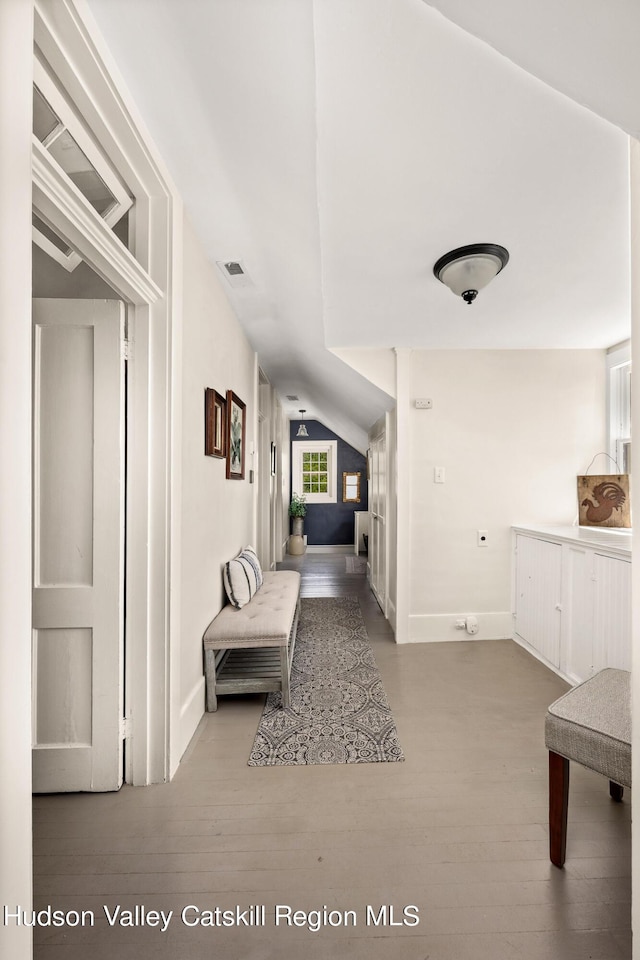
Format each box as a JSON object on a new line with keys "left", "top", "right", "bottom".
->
{"left": 204, "top": 388, "right": 226, "bottom": 458}
{"left": 226, "top": 390, "right": 246, "bottom": 479}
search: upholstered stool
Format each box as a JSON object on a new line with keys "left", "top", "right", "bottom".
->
{"left": 544, "top": 668, "right": 631, "bottom": 867}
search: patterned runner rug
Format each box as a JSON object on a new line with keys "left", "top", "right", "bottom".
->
{"left": 248, "top": 596, "right": 404, "bottom": 765}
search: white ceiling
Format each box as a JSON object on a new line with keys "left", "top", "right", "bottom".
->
{"left": 86, "top": 0, "right": 633, "bottom": 451}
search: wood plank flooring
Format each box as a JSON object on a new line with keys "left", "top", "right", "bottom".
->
{"left": 32, "top": 553, "right": 631, "bottom": 959}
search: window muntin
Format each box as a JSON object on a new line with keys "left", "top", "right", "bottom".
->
{"left": 302, "top": 451, "right": 329, "bottom": 494}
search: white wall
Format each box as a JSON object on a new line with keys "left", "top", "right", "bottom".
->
{"left": 407, "top": 349, "right": 607, "bottom": 642}
{"left": 176, "top": 215, "right": 257, "bottom": 758}
{"left": 0, "top": 3, "right": 33, "bottom": 958}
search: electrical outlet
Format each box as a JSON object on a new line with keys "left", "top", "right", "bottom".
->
{"left": 434, "top": 466, "right": 445, "bottom": 483}
{"left": 415, "top": 398, "right": 432, "bottom": 409}
{"left": 477, "top": 529, "right": 488, "bottom": 547}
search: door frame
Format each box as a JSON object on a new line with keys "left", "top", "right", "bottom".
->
{"left": 34, "top": 0, "right": 183, "bottom": 784}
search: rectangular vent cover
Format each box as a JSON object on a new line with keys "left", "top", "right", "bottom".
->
{"left": 216, "top": 260, "right": 253, "bottom": 289}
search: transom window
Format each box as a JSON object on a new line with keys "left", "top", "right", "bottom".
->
{"left": 292, "top": 440, "right": 337, "bottom": 503}
{"left": 32, "top": 53, "right": 133, "bottom": 272}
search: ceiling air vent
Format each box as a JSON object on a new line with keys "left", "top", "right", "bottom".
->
{"left": 216, "top": 259, "right": 253, "bottom": 289}
{"left": 224, "top": 261, "right": 244, "bottom": 276}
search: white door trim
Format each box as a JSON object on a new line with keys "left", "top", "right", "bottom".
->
{"left": 34, "top": 0, "right": 183, "bottom": 784}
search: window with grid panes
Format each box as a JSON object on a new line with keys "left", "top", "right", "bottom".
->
{"left": 302, "top": 450, "right": 329, "bottom": 495}
{"left": 292, "top": 440, "right": 337, "bottom": 503}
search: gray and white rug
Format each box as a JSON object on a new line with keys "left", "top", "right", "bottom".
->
{"left": 248, "top": 596, "right": 405, "bottom": 765}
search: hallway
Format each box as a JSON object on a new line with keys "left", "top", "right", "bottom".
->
{"left": 32, "top": 555, "right": 631, "bottom": 959}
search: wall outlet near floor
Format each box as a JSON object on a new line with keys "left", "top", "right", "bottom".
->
{"left": 477, "top": 529, "right": 488, "bottom": 547}
{"left": 455, "top": 618, "right": 466, "bottom": 629}
{"left": 465, "top": 616, "right": 479, "bottom": 635}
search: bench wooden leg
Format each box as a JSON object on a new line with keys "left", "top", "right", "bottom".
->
{"left": 610, "top": 781, "right": 624, "bottom": 802}
{"left": 549, "top": 750, "right": 569, "bottom": 868}
{"left": 204, "top": 648, "right": 218, "bottom": 712}
{"left": 280, "top": 645, "right": 291, "bottom": 708}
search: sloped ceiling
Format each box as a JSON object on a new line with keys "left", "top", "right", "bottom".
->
{"left": 423, "top": 0, "right": 640, "bottom": 140}
{"left": 86, "top": 0, "right": 631, "bottom": 450}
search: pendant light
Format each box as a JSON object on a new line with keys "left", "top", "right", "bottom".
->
{"left": 296, "top": 409, "right": 309, "bottom": 437}
{"left": 433, "top": 243, "right": 509, "bottom": 304}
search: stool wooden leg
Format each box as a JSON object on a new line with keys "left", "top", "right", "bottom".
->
{"left": 610, "top": 781, "right": 624, "bottom": 802}
{"left": 549, "top": 750, "right": 569, "bottom": 867}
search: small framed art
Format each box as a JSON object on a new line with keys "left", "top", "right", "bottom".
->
{"left": 577, "top": 474, "right": 630, "bottom": 528}
{"left": 226, "top": 390, "right": 246, "bottom": 479}
{"left": 204, "top": 388, "right": 226, "bottom": 458}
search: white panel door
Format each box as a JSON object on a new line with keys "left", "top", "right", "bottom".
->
{"left": 32, "top": 298, "right": 125, "bottom": 792}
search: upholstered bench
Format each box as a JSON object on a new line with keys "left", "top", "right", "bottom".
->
{"left": 544, "top": 668, "right": 631, "bottom": 867}
{"left": 203, "top": 569, "right": 301, "bottom": 711}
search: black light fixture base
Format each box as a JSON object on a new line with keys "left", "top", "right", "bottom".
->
{"left": 462, "top": 289, "right": 477, "bottom": 305}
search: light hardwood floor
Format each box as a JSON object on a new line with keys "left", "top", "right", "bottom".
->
{"left": 32, "top": 553, "right": 631, "bottom": 959}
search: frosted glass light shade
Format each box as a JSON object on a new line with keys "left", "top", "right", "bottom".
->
{"left": 434, "top": 244, "right": 509, "bottom": 304}
{"left": 296, "top": 410, "right": 309, "bottom": 436}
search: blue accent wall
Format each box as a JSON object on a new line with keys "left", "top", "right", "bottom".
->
{"left": 290, "top": 420, "right": 368, "bottom": 546}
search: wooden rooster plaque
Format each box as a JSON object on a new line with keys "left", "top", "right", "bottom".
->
{"left": 577, "top": 474, "right": 630, "bottom": 528}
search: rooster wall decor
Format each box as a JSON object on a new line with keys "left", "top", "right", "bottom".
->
{"left": 577, "top": 474, "right": 631, "bottom": 528}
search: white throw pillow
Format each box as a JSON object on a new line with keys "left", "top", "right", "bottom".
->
{"left": 223, "top": 546, "right": 263, "bottom": 609}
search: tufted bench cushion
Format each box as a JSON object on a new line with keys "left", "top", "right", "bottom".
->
{"left": 203, "top": 570, "right": 301, "bottom": 711}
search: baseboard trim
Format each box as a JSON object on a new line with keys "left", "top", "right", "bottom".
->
{"left": 178, "top": 676, "right": 205, "bottom": 760}
{"left": 408, "top": 611, "right": 512, "bottom": 643}
{"left": 305, "top": 544, "right": 353, "bottom": 554}
{"left": 387, "top": 597, "right": 397, "bottom": 636}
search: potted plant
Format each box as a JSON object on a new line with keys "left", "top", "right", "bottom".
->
{"left": 288, "top": 492, "right": 307, "bottom": 555}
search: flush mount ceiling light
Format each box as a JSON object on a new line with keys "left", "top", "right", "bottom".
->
{"left": 433, "top": 243, "right": 509, "bottom": 305}
{"left": 296, "top": 409, "right": 309, "bottom": 437}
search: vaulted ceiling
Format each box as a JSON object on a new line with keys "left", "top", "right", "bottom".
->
{"left": 87, "top": 0, "right": 634, "bottom": 451}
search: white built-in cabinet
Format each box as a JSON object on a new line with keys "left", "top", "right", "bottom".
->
{"left": 512, "top": 525, "right": 631, "bottom": 684}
